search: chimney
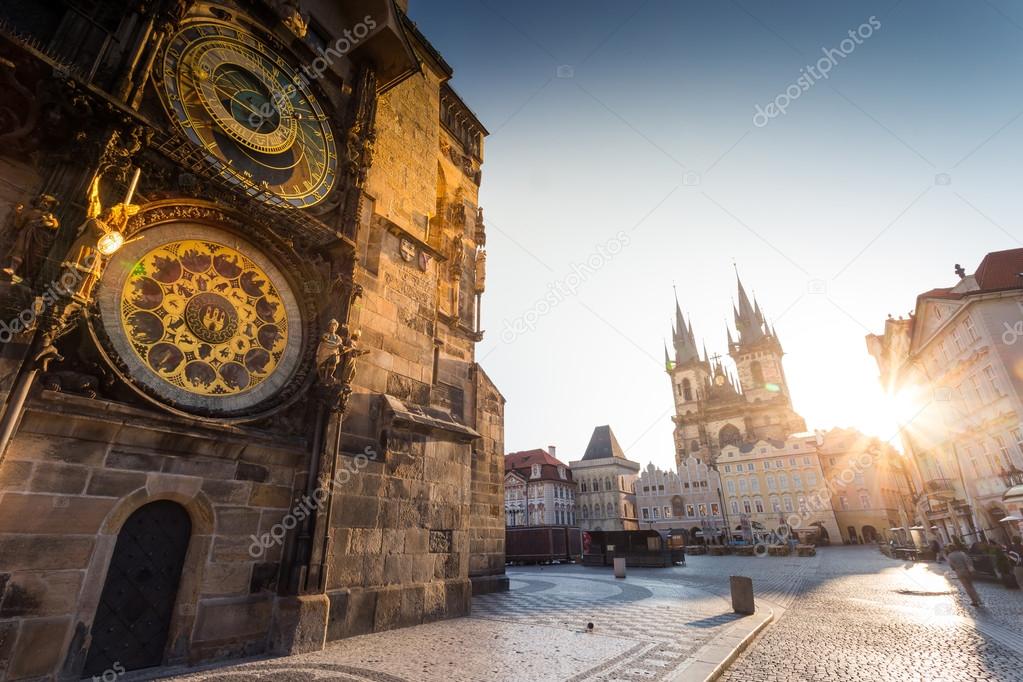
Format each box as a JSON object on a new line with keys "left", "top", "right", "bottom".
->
{"left": 548, "top": 445, "right": 556, "bottom": 458}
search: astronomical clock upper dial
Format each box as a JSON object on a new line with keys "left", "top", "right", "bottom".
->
{"left": 161, "top": 21, "right": 337, "bottom": 208}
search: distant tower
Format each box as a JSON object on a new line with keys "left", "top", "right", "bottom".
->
{"left": 665, "top": 271, "right": 806, "bottom": 470}
{"left": 666, "top": 294, "right": 712, "bottom": 469}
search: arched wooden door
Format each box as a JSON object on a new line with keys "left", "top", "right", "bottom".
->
{"left": 83, "top": 501, "right": 192, "bottom": 676}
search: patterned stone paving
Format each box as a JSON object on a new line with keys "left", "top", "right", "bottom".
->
{"left": 163, "top": 546, "right": 1023, "bottom": 682}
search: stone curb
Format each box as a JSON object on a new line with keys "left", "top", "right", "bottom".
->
{"left": 666, "top": 606, "right": 778, "bottom": 682}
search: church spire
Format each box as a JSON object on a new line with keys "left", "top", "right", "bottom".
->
{"left": 733, "top": 268, "right": 765, "bottom": 346}
{"left": 671, "top": 293, "right": 700, "bottom": 366}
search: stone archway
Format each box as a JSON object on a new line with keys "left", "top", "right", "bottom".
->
{"left": 83, "top": 501, "right": 192, "bottom": 676}
{"left": 861, "top": 525, "right": 878, "bottom": 543}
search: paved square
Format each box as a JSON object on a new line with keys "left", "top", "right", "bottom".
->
{"left": 164, "top": 547, "right": 1023, "bottom": 681}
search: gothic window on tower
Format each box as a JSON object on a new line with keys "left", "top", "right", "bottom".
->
{"left": 719, "top": 425, "right": 741, "bottom": 449}
{"left": 751, "top": 361, "right": 764, "bottom": 387}
{"left": 682, "top": 378, "right": 693, "bottom": 401}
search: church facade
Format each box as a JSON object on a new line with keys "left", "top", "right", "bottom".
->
{"left": 666, "top": 274, "right": 806, "bottom": 471}
{"left": 0, "top": 1, "right": 504, "bottom": 679}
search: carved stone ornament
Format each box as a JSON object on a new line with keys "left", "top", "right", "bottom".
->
{"left": 399, "top": 238, "right": 417, "bottom": 262}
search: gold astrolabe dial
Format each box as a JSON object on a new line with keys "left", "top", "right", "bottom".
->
{"left": 120, "top": 239, "right": 289, "bottom": 396}
{"left": 161, "top": 22, "right": 338, "bottom": 207}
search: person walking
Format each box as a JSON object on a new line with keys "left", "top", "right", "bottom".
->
{"left": 947, "top": 542, "right": 982, "bottom": 606}
{"left": 930, "top": 538, "right": 944, "bottom": 563}
{"left": 1009, "top": 536, "right": 1023, "bottom": 590}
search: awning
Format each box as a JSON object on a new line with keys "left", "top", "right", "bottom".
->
{"left": 1003, "top": 485, "right": 1023, "bottom": 505}
{"left": 999, "top": 514, "right": 1023, "bottom": 523}
{"left": 909, "top": 526, "right": 925, "bottom": 530}
{"left": 889, "top": 527, "right": 905, "bottom": 531}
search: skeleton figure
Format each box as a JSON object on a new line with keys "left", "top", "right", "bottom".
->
{"left": 3, "top": 195, "right": 59, "bottom": 285}
{"left": 337, "top": 329, "right": 370, "bottom": 387}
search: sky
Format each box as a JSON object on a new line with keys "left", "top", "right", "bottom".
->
{"left": 407, "top": 0, "right": 1023, "bottom": 471}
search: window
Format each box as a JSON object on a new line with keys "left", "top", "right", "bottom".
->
{"left": 643, "top": 486, "right": 649, "bottom": 492}
{"left": 802, "top": 456, "right": 811, "bottom": 466}
{"left": 839, "top": 496, "right": 849, "bottom": 510}
{"left": 682, "top": 378, "right": 693, "bottom": 401}
{"left": 771, "top": 496, "right": 781, "bottom": 512}
{"left": 698, "top": 503, "right": 707, "bottom": 516}
{"left": 743, "top": 499, "right": 752, "bottom": 513}
{"left": 964, "top": 315, "right": 979, "bottom": 342}
{"left": 581, "top": 480, "right": 588, "bottom": 492}
{"left": 711, "top": 503, "right": 720, "bottom": 515}
{"left": 558, "top": 466, "right": 566, "bottom": 480}
{"left": 778, "top": 474, "right": 788, "bottom": 490}
{"left": 606, "top": 502, "right": 613, "bottom": 517}
{"left": 605, "top": 477, "right": 612, "bottom": 491}
{"left": 789, "top": 457, "right": 796, "bottom": 466}
{"left": 807, "top": 472, "right": 817, "bottom": 487}
{"left": 748, "top": 463, "right": 757, "bottom": 472}
{"left": 751, "top": 361, "right": 764, "bottom": 386}
{"left": 984, "top": 366, "right": 1001, "bottom": 398}
{"left": 754, "top": 498, "right": 764, "bottom": 513}
{"left": 996, "top": 435, "right": 1012, "bottom": 468}
{"left": 775, "top": 460, "right": 783, "bottom": 469}
{"left": 726, "top": 480, "right": 736, "bottom": 494}
{"left": 664, "top": 506, "right": 672, "bottom": 518}
{"left": 724, "top": 465, "right": 732, "bottom": 473}
{"left": 783, "top": 496, "right": 793, "bottom": 512}
{"left": 739, "top": 479, "right": 748, "bottom": 493}
{"left": 531, "top": 464, "right": 541, "bottom": 479}
{"left": 686, "top": 504, "right": 696, "bottom": 517}
{"left": 792, "top": 473, "right": 802, "bottom": 489}
{"left": 731, "top": 500, "right": 740, "bottom": 514}
{"left": 859, "top": 493, "right": 870, "bottom": 509}
{"left": 751, "top": 478, "right": 760, "bottom": 493}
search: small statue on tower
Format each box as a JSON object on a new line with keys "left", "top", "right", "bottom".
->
{"left": 2, "top": 194, "right": 60, "bottom": 286}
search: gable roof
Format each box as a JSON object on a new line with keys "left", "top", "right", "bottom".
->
{"left": 505, "top": 449, "right": 574, "bottom": 484}
{"left": 581, "top": 425, "right": 627, "bottom": 461}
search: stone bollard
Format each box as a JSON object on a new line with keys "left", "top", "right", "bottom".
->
{"left": 730, "top": 575, "right": 754, "bottom": 614}
{"left": 613, "top": 557, "right": 626, "bottom": 579}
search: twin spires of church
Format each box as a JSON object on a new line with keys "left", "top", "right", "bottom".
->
{"left": 667, "top": 269, "right": 780, "bottom": 370}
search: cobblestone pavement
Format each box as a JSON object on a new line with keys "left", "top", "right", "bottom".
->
{"left": 716, "top": 546, "right": 1023, "bottom": 682}
{"left": 163, "top": 546, "right": 1023, "bottom": 682}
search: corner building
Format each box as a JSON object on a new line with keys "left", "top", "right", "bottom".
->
{"left": 0, "top": 1, "right": 504, "bottom": 679}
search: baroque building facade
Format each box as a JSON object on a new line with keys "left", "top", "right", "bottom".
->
{"left": 0, "top": 2, "right": 505, "bottom": 680}
{"left": 867, "top": 248, "right": 1023, "bottom": 546}
{"left": 570, "top": 425, "right": 640, "bottom": 531}
{"left": 503, "top": 447, "right": 576, "bottom": 527}
{"left": 634, "top": 461, "right": 724, "bottom": 540}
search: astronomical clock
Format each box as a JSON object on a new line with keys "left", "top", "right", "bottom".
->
{"left": 82, "top": 5, "right": 361, "bottom": 419}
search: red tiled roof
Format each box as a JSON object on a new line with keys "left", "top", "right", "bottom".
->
{"left": 973, "top": 248, "right": 1023, "bottom": 292}
{"left": 505, "top": 449, "right": 575, "bottom": 484}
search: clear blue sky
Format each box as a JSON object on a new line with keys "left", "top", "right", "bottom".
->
{"left": 408, "top": 0, "right": 1023, "bottom": 470}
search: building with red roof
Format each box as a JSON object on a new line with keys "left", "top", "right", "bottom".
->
{"left": 505, "top": 447, "right": 577, "bottom": 526}
{"left": 866, "top": 248, "right": 1023, "bottom": 547}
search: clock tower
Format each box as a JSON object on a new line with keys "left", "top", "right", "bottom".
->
{"left": 0, "top": 1, "right": 505, "bottom": 678}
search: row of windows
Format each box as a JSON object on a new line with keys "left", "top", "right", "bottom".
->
{"left": 723, "top": 455, "right": 813, "bottom": 473}
{"left": 641, "top": 503, "right": 720, "bottom": 519}
{"left": 724, "top": 471, "right": 819, "bottom": 495}
{"left": 579, "top": 476, "right": 633, "bottom": 493}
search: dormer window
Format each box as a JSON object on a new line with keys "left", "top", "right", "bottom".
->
{"left": 558, "top": 466, "right": 566, "bottom": 479}
{"left": 531, "top": 464, "right": 541, "bottom": 479}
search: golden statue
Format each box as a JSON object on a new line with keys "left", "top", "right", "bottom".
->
{"left": 64, "top": 170, "right": 141, "bottom": 304}
{"left": 315, "top": 318, "right": 344, "bottom": 383}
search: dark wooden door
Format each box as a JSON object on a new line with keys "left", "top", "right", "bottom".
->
{"left": 83, "top": 500, "right": 191, "bottom": 676}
